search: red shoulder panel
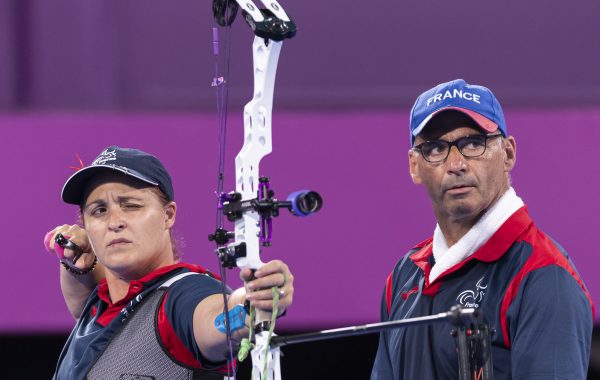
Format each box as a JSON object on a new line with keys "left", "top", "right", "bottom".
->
{"left": 385, "top": 272, "right": 394, "bottom": 315}
{"left": 499, "top": 227, "right": 594, "bottom": 348}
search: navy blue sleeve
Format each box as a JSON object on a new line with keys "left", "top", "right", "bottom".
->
{"left": 371, "top": 285, "right": 394, "bottom": 380}
{"left": 508, "top": 265, "right": 592, "bottom": 380}
{"left": 164, "top": 273, "right": 232, "bottom": 365}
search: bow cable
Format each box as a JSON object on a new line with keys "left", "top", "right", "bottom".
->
{"left": 212, "top": 2, "right": 238, "bottom": 376}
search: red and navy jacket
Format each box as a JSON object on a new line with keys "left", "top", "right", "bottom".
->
{"left": 53, "top": 263, "right": 231, "bottom": 380}
{"left": 371, "top": 207, "right": 594, "bottom": 380}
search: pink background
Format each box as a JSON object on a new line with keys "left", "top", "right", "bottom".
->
{"left": 1, "top": 0, "right": 599, "bottom": 332}
{"left": 0, "top": 109, "right": 598, "bottom": 331}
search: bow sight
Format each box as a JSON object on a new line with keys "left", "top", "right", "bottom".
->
{"left": 209, "top": 177, "right": 323, "bottom": 268}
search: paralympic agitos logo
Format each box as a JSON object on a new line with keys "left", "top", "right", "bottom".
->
{"left": 92, "top": 148, "right": 117, "bottom": 166}
{"left": 456, "top": 276, "right": 487, "bottom": 308}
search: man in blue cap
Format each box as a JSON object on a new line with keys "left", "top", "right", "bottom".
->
{"left": 371, "top": 79, "right": 593, "bottom": 379}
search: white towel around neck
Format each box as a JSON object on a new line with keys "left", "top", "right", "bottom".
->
{"left": 429, "top": 187, "right": 524, "bottom": 283}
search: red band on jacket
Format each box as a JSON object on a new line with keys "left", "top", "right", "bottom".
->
{"left": 499, "top": 229, "right": 595, "bottom": 348}
{"left": 157, "top": 292, "right": 203, "bottom": 368}
{"left": 385, "top": 272, "right": 394, "bottom": 315}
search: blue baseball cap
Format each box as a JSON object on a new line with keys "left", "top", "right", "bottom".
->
{"left": 409, "top": 79, "right": 507, "bottom": 145}
{"left": 61, "top": 146, "right": 174, "bottom": 205}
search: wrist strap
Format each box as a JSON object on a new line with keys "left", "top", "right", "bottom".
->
{"left": 61, "top": 255, "right": 97, "bottom": 275}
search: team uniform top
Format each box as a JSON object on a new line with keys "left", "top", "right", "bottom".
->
{"left": 53, "top": 263, "right": 230, "bottom": 379}
{"left": 371, "top": 206, "right": 594, "bottom": 380}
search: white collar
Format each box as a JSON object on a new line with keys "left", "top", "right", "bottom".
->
{"left": 429, "top": 187, "right": 524, "bottom": 283}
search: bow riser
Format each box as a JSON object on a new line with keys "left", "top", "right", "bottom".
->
{"left": 252, "top": 337, "right": 282, "bottom": 380}
{"left": 234, "top": 37, "right": 283, "bottom": 270}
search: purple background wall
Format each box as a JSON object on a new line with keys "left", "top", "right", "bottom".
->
{"left": 0, "top": 0, "right": 599, "bottom": 332}
{"left": 0, "top": 109, "right": 598, "bottom": 332}
{"left": 1, "top": 0, "right": 600, "bottom": 110}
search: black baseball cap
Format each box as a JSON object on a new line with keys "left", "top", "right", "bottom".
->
{"left": 61, "top": 146, "right": 174, "bottom": 205}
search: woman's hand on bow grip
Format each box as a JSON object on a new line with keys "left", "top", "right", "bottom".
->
{"left": 241, "top": 259, "right": 294, "bottom": 316}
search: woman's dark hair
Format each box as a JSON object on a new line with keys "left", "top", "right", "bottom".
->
{"left": 148, "top": 187, "right": 182, "bottom": 261}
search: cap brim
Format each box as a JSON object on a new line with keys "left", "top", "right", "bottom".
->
{"left": 412, "top": 106, "right": 499, "bottom": 138}
{"left": 61, "top": 165, "right": 159, "bottom": 205}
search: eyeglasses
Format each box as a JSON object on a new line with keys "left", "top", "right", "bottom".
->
{"left": 413, "top": 133, "right": 503, "bottom": 163}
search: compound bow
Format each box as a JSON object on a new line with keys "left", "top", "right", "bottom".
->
{"left": 209, "top": 1, "right": 322, "bottom": 379}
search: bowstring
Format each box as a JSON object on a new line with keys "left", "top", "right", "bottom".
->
{"left": 212, "top": 3, "right": 237, "bottom": 377}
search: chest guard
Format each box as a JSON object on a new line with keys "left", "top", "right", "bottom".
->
{"left": 87, "top": 274, "right": 224, "bottom": 380}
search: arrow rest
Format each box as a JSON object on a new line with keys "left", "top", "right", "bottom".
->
{"left": 216, "top": 242, "right": 246, "bottom": 269}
